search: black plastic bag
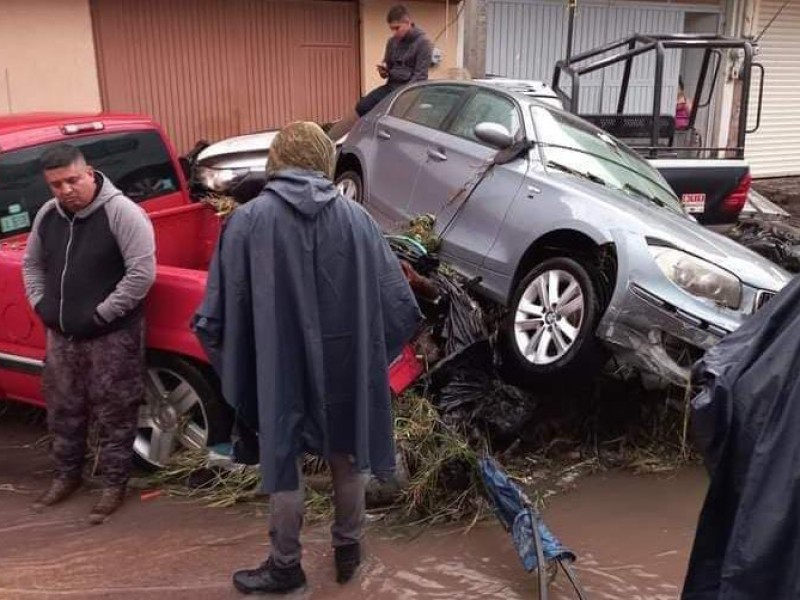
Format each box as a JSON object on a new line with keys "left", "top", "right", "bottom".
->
{"left": 432, "top": 273, "right": 488, "bottom": 356}
{"left": 428, "top": 341, "right": 537, "bottom": 447}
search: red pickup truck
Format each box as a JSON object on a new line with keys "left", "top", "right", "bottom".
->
{"left": 0, "top": 113, "right": 422, "bottom": 470}
{"left": 0, "top": 113, "right": 234, "bottom": 469}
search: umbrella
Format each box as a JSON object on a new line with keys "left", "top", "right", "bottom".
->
{"left": 479, "top": 456, "right": 586, "bottom": 599}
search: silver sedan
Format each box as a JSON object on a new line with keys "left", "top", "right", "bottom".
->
{"left": 334, "top": 80, "right": 790, "bottom": 384}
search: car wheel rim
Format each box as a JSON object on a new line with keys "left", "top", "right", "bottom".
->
{"left": 514, "top": 269, "right": 585, "bottom": 365}
{"left": 337, "top": 177, "right": 359, "bottom": 201}
{"left": 135, "top": 367, "right": 209, "bottom": 468}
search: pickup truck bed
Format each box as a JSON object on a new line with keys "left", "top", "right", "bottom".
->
{"left": 0, "top": 199, "right": 231, "bottom": 468}
{"left": 0, "top": 112, "right": 421, "bottom": 470}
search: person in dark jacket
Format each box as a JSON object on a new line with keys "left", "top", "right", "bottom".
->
{"left": 682, "top": 274, "right": 800, "bottom": 599}
{"left": 327, "top": 4, "right": 433, "bottom": 140}
{"left": 22, "top": 144, "right": 156, "bottom": 524}
{"left": 192, "top": 122, "right": 422, "bottom": 594}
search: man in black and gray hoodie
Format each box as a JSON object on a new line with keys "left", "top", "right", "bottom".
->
{"left": 327, "top": 4, "right": 433, "bottom": 140}
{"left": 23, "top": 144, "right": 156, "bottom": 524}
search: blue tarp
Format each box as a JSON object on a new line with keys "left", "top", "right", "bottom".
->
{"left": 479, "top": 456, "right": 575, "bottom": 572}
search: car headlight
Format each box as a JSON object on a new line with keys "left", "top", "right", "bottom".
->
{"left": 649, "top": 245, "right": 742, "bottom": 309}
{"left": 195, "top": 166, "right": 250, "bottom": 192}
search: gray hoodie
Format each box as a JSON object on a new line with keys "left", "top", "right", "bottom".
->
{"left": 383, "top": 26, "right": 433, "bottom": 85}
{"left": 22, "top": 173, "right": 156, "bottom": 339}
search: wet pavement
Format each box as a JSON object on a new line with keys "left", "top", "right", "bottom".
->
{"left": 0, "top": 403, "right": 706, "bottom": 599}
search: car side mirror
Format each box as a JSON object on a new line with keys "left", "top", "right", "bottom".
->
{"left": 474, "top": 122, "right": 514, "bottom": 150}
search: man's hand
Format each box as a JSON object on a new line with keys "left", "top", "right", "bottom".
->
{"left": 377, "top": 62, "right": 389, "bottom": 79}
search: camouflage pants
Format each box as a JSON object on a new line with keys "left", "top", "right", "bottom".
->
{"left": 42, "top": 319, "right": 145, "bottom": 487}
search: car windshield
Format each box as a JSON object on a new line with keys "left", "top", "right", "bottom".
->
{"left": 530, "top": 105, "right": 684, "bottom": 214}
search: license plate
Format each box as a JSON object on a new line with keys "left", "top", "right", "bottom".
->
{"left": 681, "top": 193, "right": 706, "bottom": 214}
{"left": 0, "top": 211, "right": 31, "bottom": 234}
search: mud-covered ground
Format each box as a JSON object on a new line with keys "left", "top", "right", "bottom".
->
{"left": 0, "top": 403, "right": 706, "bottom": 599}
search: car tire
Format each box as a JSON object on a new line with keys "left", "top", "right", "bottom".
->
{"left": 134, "top": 353, "right": 233, "bottom": 471}
{"left": 501, "top": 257, "right": 606, "bottom": 385}
{"left": 335, "top": 170, "right": 363, "bottom": 204}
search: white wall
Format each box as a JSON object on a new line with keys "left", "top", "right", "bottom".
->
{"left": 0, "top": 0, "right": 101, "bottom": 114}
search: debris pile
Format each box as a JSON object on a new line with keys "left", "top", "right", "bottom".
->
{"left": 726, "top": 218, "right": 800, "bottom": 273}
{"left": 146, "top": 210, "right": 696, "bottom": 523}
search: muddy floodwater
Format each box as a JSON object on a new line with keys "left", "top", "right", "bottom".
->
{"left": 0, "top": 404, "right": 706, "bottom": 599}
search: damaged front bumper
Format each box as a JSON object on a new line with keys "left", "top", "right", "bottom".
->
{"left": 597, "top": 284, "right": 734, "bottom": 386}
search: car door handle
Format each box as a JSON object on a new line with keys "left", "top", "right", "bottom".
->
{"left": 378, "top": 129, "right": 391, "bottom": 140}
{"left": 427, "top": 148, "right": 447, "bottom": 162}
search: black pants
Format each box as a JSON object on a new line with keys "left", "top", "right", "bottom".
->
{"left": 355, "top": 82, "right": 403, "bottom": 117}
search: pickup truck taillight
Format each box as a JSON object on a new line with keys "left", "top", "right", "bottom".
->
{"left": 722, "top": 173, "right": 752, "bottom": 215}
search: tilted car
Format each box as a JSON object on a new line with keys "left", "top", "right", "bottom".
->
{"left": 333, "top": 80, "right": 789, "bottom": 384}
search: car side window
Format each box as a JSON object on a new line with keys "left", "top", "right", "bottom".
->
{"left": 448, "top": 91, "right": 522, "bottom": 144}
{"left": 389, "top": 88, "right": 422, "bottom": 119}
{"left": 0, "top": 131, "right": 180, "bottom": 240}
{"left": 398, "top": 85, "right": 466, "bottom": 131}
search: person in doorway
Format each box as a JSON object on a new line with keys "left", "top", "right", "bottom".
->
{"left": 23, "top": 144, "right": 156, "bottom": 524}
{"left": 327, "top": 4, "right": 433, "bottom": 140}
{"left": 676, "top": 76, "right": 693, "bottom": 130}
{"left": 193, "top": 122, "right": 422, "bottom": 594}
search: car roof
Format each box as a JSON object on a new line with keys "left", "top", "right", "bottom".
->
{"left": 0, "top": 112, "right": 160, "bottom": 153}
{"left": 474, "top": 77, "right": 559, "bottom": 98}
{"left": 408, "top": 79, "right": 562, "bottom": 108}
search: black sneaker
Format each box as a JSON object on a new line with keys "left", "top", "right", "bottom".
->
{"left": 232, "top": 558, "right": 306, "bottom": 595}
{"left": 334, "top": 543, "right": 361, "bottom": 584}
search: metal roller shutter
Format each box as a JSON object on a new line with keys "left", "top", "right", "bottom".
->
{"left": 745, "top": 0, "right": 800, "bottom": 177}
{"left": 91, "top": 0, "right": 360, "bottom": 152}
{"left": 485, "top": 0, "right": 688, "bottom": 114}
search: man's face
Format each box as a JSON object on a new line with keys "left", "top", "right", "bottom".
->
{"left": 44, "top": 161, "right": 97, "bottom": 213}
{"left": 389, "top": 18, "right": 412, "bottom": 40}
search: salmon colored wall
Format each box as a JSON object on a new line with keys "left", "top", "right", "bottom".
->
{"left": 0, "top": 0, "right": 101, "bottom": 114}
{"left": 360, "top": 0, "right": 461, "bottom": 94}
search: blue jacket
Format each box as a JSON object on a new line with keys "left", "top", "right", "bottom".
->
{"left": 193, "top": 170, "right": 422, "bottom": 493}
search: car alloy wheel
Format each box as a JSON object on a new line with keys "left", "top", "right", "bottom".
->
{"left": 514, "top": 269, "right": 585, "bottom": 365}
{"left": 335, "top": 170, "right": 363, "bottom": 203}
{"left": 135, "top": 364, "right": 210, "bottom": 468}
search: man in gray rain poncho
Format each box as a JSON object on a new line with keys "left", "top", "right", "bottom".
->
{"left": 193, "top": 122, "right": 422, "bottom": 594}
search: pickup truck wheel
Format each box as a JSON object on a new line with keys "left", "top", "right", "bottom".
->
{"left": 335, "top": 171, "right": 363, "bottom": 204}
{"left": 134, "top": 354, "right": 232, "bottom": 471}
{"left": 501, "top": 257, "right": 604, "bottom": 384}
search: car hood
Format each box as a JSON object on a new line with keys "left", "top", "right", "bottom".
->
{"left": 564, "top": 175, "right": 792, "bottom": 292}
{"left": 196, "top": 130, "right": 347, "bottom": 170}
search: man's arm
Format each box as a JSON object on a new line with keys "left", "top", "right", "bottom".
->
{"left": 410, "top": 36, "right": 433, "bottom": 83}
{"left": 95, "top": 197, "right": 156, "bottom": 323}
{"left": 379, "top": 39, "right": 392, "bottom": 79}
{"left": 22, "top": 202, "right": 55, "bottom": 309}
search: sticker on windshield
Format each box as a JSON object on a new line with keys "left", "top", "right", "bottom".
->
{"left": 681, "top": 193, "right": 706, "bottom": 214}
{"left": 0, "top": 211, "right": 31, "bottom": 234}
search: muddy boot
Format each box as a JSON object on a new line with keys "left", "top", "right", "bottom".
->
{"left": 31, "top": 478, "right": 81, "bottom": 512}
{"left": 334, "top": 543, "right": 361, "bottom": 584}
{"left": 233, "top": 558, "right": 307, "bottom": 595}
{"left": 88, "top": 486, "right": 126, "bottom": 525}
